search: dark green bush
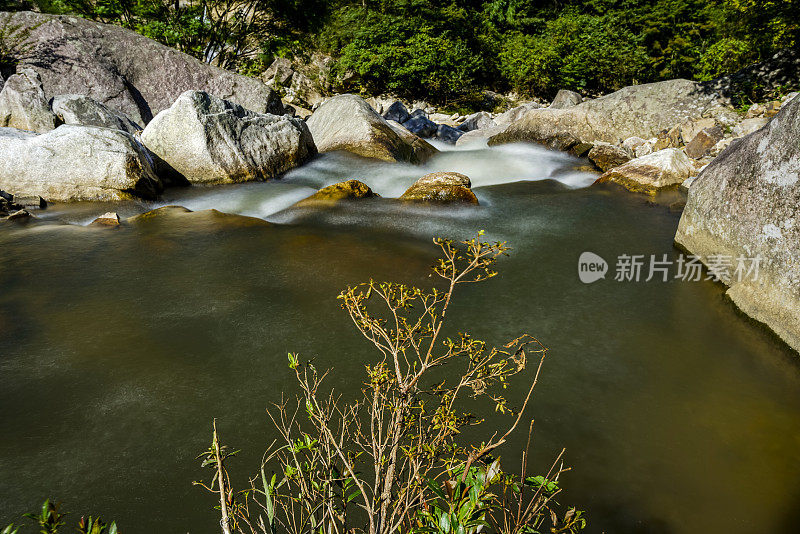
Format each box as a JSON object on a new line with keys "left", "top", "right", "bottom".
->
{"left": 498, "top": 10, "right": 650, "bottom": 98}
{"left": 318, "top": 3, "right": 491, "bottom": 104}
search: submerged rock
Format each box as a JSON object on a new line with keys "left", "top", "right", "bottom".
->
{"left": 0, "top": 68, "right": 57, "bottom": 133}
{"left": 52, "top": 95, "right": 142, "bottom": 134}
{"left": 595, "top": 148, "right": 694, "bottom": 194}
{"left": 128, "top": 205, "right": 271, "bottom": 228}
{"left": 5, "top": 208, "right": 31, "bottom": 221}
{"left": 91, "top": 212, "right": 121, "bottom": 226}
{"left": 675, "top": 94, "right": 800, "bottom": 353}
{"left": 0, "top": 125, "right": 162, "bottom": 201}
{"left": 294, "top": 179, "right": 376, "bottom": 207}
{"left": 490, "top": 79, "right": 727, "bottom": 151}
{"left": 400, "top": 172, "right": 478, "bottom": 204}
{"left": 306, "top": 94, "right": 435, "bottom": 163}
{"left": 141, "top": 91, "right": 315, "bottom": 184}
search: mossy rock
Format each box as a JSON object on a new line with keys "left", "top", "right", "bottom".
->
{"left": 400, "top": 172, "right": 478, "bottom": 205}
{"left": 294, "top": 179, "right": 377, "bottom": 207}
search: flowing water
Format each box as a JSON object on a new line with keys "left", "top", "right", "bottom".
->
{"left": 1, "top": 141, "right": 799, "bottom": 534}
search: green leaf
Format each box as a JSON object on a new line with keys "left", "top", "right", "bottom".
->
{"left": 262, "top": 466, "right": 274, "bottom": 521}
{"left": 425, "top": 478, "right": 446, "bottom": 501}
{"left": 468, "top": 485, "right": 479, "bottom": 506}
{"left": 439, "top": 513, "right": 450, "bottom": 534}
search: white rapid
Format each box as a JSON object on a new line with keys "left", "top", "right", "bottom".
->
{"left": 157, "top": 141, "right": 599, "bottom": 220}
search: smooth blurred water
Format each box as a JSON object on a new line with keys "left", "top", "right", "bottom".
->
{"left": 1, "top": 144, "right": 799, "bottom": 534}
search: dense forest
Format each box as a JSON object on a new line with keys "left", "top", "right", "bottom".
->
{"left": 2, "top": 0, "right": 799, "bottom": 104}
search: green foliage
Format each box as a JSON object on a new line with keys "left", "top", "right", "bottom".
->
{"left": 320, "top": 3, "right": 490, "bottom": 103}
{"left": 498, "top": 10, "right": 649, "bottom": 98}
{"left": 414, "top": 462, "right": 498, "bottom": 534}
{"left": 75, "top": 517, "right": 117, "bottom": 534}
{"left": 198, "top": 235, "right": 586, "bottom": 534}
{"left": 696, "top": 37, "right": 755, "bottom": 81}
{"left": 3, "top": 501, "right": 117, "bottom": 534}
{"left": 4, "top": 0, "right": 797, "bottom": 104}
{"left": 22, "top": 500, "right": 64, "bottom": 534}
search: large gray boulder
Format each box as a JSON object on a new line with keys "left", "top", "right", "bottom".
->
{"left": 494, "top": 102, "right": 540, "bottom": 126}
{"left": 675, "top": 94, "right": 800, "bottom": 353}
{"left": 455, "top": 124, "right": 508, "bottom": 147}
{"left": 490, "top": 79, "right": 728, "bottom": 151}
{"left": 1, "top": 11, "right": 283, "bottom": 125}
{"left": 0, "top": 68, "right": 57, "bottom": 132}
{"left": 549, "top": 89, "right": 583, "bottom": 109}
{"left": 458, "top": 111, "right": 495, "bottom": 132}
{"left": 141, "top": 91, "right": 316, "bottom": 184}
{"left": 306, "top": 94, "right": 435, "bottom": 163}
{"left": 51, "top": 94, "right": 142, "bottom": 134}
{"left": 0, "top": 125, "right": 162, "bottom": 201}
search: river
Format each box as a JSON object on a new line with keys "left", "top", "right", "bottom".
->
{"left": 1, "top": 141, "right": 799, "bottom": 533}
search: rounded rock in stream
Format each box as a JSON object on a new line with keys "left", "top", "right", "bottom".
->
{"left": 400, "top": 172, "right": 478, "bottom": 205}
{"left": 293, "top": 179, "right": 377, "bottom": 208}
